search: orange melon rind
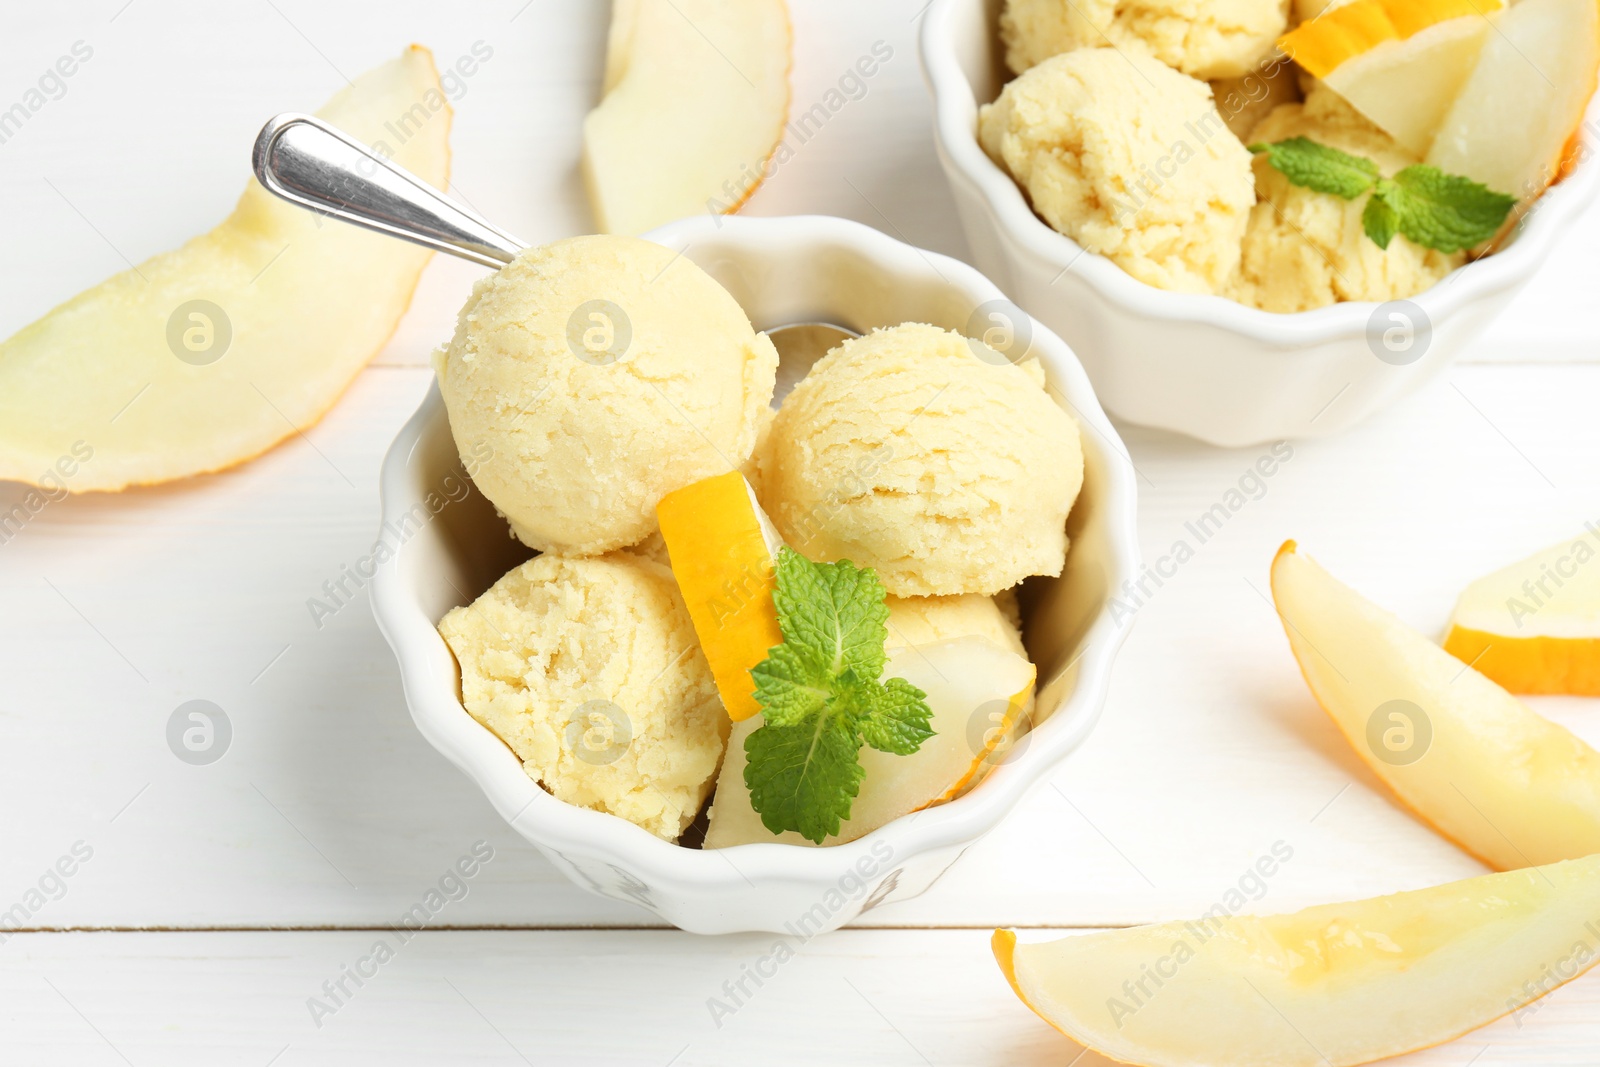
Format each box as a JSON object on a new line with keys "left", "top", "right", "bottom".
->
{"left": 1280, "top": 0, "right": 1504, "bottom": 78}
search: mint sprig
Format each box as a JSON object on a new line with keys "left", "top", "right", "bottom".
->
{"left": 1363, "top": 191, "right": 1401, "bottom": 249}
{"left": 1250, "top": 137, "right": 1379, "bottom": 199}
{"left": 1249, "top": 138, "right": 1515, "bottom": 254}
{"left": 1369, "top": 167, "right": 1519, "bottom": 253}
{"left": 744, "top": 548, "right": 934, "bottom": 844}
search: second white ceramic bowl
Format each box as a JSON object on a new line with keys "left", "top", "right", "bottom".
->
{"left": 921, "top": 0, "right": 1600, "bottom": 446}
{"left": 371, "top": 214, "right": 1140, "bottom": 934}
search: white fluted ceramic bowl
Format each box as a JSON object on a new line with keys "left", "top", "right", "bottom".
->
{"left": 372, "top": 214, "right": 1139, "bottom": 934}
{"left": 921, "top": 0, "right": 1600, "bottom": 446}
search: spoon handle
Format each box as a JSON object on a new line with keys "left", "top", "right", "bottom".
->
{"left": 251, "top": 113, "right": 526, "bottom": 269}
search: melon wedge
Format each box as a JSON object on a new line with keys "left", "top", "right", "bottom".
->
{"left": 1427, "top": 0, "right": 1600, "bottom": 200}
{"left": 656, "top": 471, "right": 784, "bottom": 722}
{"left": 583, "top": 0, "right": 791, "bottom": 235}
{"left": 0, "top": 48, "right": 451, "bottom": 492}
{"left": 704, "top": 636, "right": 1035, "bottom": 847}
{"left": 1322, "top": 15, "right": 1498, "bottom": 155}
{"left": 1443, "top": 533, "right": 1600, "bottom": 694}
{"left": 1271, "top": 541, "right": 1600, "bottom": 869}
{"left": 1279, "top": 0, "right": 1503, "bottom": 79}
{"left": 995, "top": 852, "right": 1600, "bottom": 1067}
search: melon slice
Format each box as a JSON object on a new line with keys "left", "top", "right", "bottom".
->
{"left": 1279, "top": 0, "right": 1504, "bottom": 78}
{"left": 704, "top": 636, "right": 1035, "bottom": 847}
{"left": 1428, "top": 0, "right": 1600, "bottom": 200}
{"left": 0, "top": 47, "right": 451, "bottom": 491}
{"left": 656, "top": 471, "right": 784, "bottom": 722}
{"left": 995, "top": 852, "right": 1600, "bottom": 1067}
{"left": 1443, "top": 534, "right": 1600, "bottom": 694}
{"left": 1322, "top": 15, "right": 1498, "bottom": 155}
{"left": 1271, "top": 541, "right": 1600, "bottom": 869}
{"left": 583, "top": 0, "right": 792, "bottom": 235}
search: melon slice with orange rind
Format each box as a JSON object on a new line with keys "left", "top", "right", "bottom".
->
{"left": 1322, "top": 15, "right": 1500, "bottom": 155}
{"left": 995, "top": 851, "right": 1600, "bottom": 1067}
{"left": 1270, "top": 540, "right": 1600, "bottom": 870}
{"left": 0, "top": 48, "right": 451, "bottom": 491}
{"left": 583, "top": 0, "right": 792, "bottom": 235}
{"left": 656, "top": 470, "right": 783, "bottom": 722}
{"left": 704, "top": 636, "right": 1035, "bottom": 847}
{"left": 1279, "top": 0, "right": 1503, "bottom": 78}
{"left": 1444, "top": 533, "right": 1600, "bottom": 694}
{"left": 1280, "top": 0, "right": 1505, "bottom": 156}
{"left": 1427, "top": 0, "right": 1600, "bottom": 203}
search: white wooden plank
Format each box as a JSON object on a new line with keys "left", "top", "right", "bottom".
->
{"left": 1, "top": 0, "right": 1595, "bottom": 369}
{"left": 4, "top": 928, "right": 1600, "bottom": 1065}
{"left": 2, "top": 5, "right": 1598, "bottom": 1065}
{"left": 4, "top": 0, "right": 1600, "bottom": 943}
{"left": 3, "top": 363, "right": 1600, "bottom": 931}
{"left": 877, "top": 360, "right": 1600, "bottom": 926}
{"left": 0, "top": 366, "right": 649, "bottom": 929}
{"left": 0, "top": 0, "right": 972, "bottom": 375}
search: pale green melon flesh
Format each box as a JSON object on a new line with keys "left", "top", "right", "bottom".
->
{"left": 0, "top": 47, "right": 451, "bottom": 491}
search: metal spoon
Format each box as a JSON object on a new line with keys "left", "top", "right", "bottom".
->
{"left": 250, "top": 113, "right": 855, "bottom": 375}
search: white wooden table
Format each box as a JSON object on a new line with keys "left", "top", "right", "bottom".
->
{"left": 4, "top": 2, "right": 1599, "bottom": 1063}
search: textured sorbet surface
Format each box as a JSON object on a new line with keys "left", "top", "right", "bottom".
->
{"left": 436, "top": 233, "right": 777, "bottom": 555}
{"left": 759, "top": 323, "right": 1082, "bottom": 598}
{"left": 1000, "top": 0, "right": 1290, "bottom": 80}
{"left": 980, "top": 49, "right": 1255, "bottom": 294}
{"left": 886, "top": 593, "right": 1027, "bottom": 658}
{"left": 1229, "top": 88, "right": 1466, "bottom": 312}
{"left": 438, "top": 552, "right": 728, "bottom": 841}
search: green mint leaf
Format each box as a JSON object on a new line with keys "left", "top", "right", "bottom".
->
{"left": 770, "top": 547, "right": 891, "bottom": 683}
{"left": 748, "top": 643, "right": 829, "bottom": 728}
{"left": 1363, "top": 182, "right": 1401, "bottom": 250}
{"left": 1250, "top": 137, "right": 1379, "bottom": 200}
{"left": 744, "top": 712, "right": 865, "bottom": 844}
{"left": 856, "top": 675, "right": 935, "bottom": 756}
{"left": 1385, "top": 165, "right": 1516, "bottom": 254}
{"left": 1253, "top": 137, "right": 1517, "bottom": 253}
{"left": 744, "top": 549, "right": 935, "bottom": 842}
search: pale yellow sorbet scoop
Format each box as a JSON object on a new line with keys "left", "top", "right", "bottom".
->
{"left": 758, "top": 323, "right": 1083, "bottom": 598}
{"left": 435, "top": 234, "right": 778, "bottom": 555}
